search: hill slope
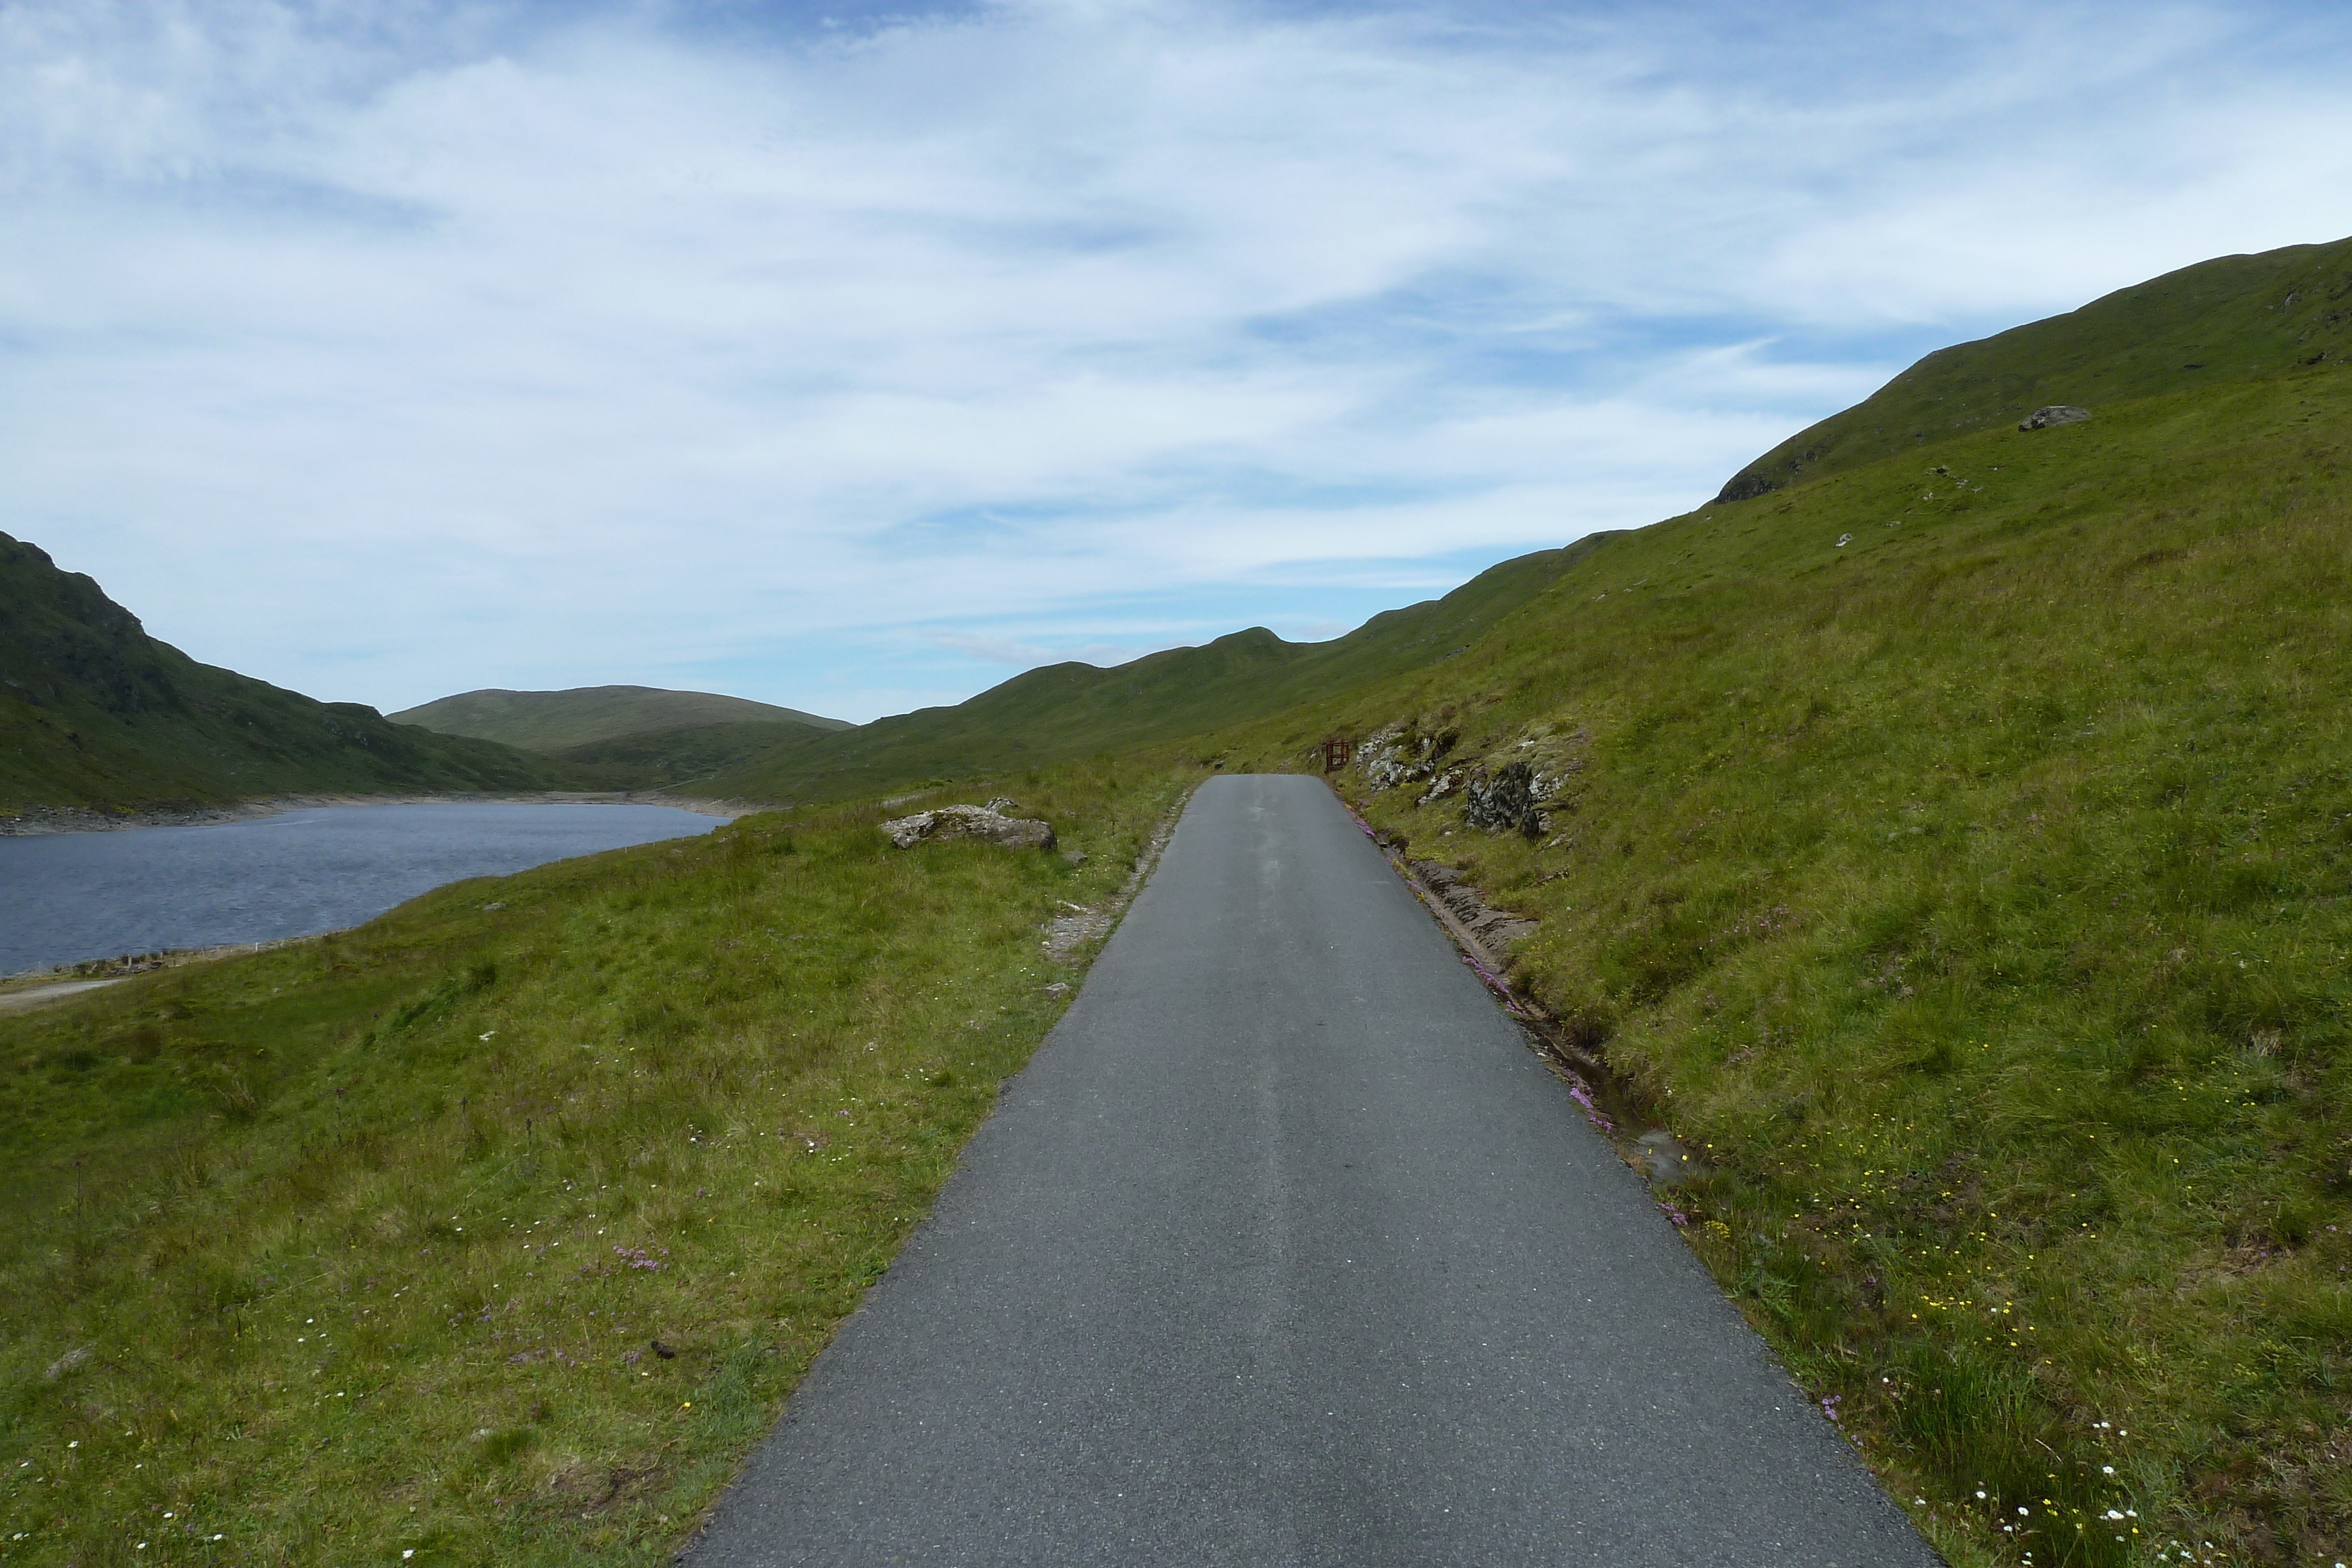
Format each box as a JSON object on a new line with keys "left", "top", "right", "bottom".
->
{"left": 1717, "top": 232, "right": 2352, "bottom": 501}
{"left": 550, "top": 719, "right": 847, "bottom": 791}
{"left": 392, "top": 685, "right": 850, "bottom": 752}
{"left": 1218, "top": 358, "right": 2352, "bottom": 1564}
{"left": 698, "top": 540, "right": 1605, "bottom": 804}
{"left": 0, "top": 534, "right": 570, "bottom": 813}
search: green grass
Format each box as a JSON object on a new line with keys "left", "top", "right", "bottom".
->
{"left": 0, "top": 761, "right": 1193, "bottom": 1566}
{"left": 389, "top": 687, "right": 849, "bottom": 754}
{"left": 0, "top": 534, "right": 571, "bottom": 813}
{"left": 544, "top": 720, "right": 843, "bottom": 793}
{"left": 693, "top": 541, "right": 1599, "bottom": 805}
{"left": 1722, "top": 232, "right": 2352, "bottom": 500}
{"left": 1219, "top": 363, "right": 2352, "bottom": 1564}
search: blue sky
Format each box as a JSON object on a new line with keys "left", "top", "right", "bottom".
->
{"left": 5, "top": 0, "right": 2350, "bottom": 721}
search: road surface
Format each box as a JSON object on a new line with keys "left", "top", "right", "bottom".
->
{"left": 688, "top": 774, "right": 1938, "bottom": 1566}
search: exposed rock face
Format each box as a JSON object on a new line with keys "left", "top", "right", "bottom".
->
{"left": 880, "top": 804, "right": 1056, "bottom": 851}
{"left": 1412, "top": 860, "right": 1539, "bottom": 958}
{"left": 1356, "top": 723, "right": 1457, "bottom": 793}
{"left": 2018, "top": 404, "right": 2091, "bottom": 430}
{"left": 1463, "top": 761, "right": 1541, "bottom": 838}
{"left": 1358, "top": 717, "right": 1589, "bottom": 838}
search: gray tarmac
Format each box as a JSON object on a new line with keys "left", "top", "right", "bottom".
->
{"left": 687, "top": 774, "right": 1941, "bottom": 1566}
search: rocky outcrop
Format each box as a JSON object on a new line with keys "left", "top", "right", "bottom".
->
{"left": 1356, "top": 723, "right": 1457, "bottom": 793}
{"left": 2018, "top": 404, "right": 2090, "bottom": 430}
{"left": 1463, "top": 761, "right": 1541, "bottom": 838}
{"left": 1411, "top": 860, "right": 1539, "bottom": 958}
{"left": 880, "top": 803, "right": 1056, "bottom": 851}
{"left": 1361, "top": 720, "right": 1586, "bottom": 840}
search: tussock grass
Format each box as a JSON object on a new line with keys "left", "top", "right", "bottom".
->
{"left": 0, "top": 762, "right": 1190, "bottom": 1564}
{"left": 1230, "top": 367, "right": 2352, "bottom": 1566}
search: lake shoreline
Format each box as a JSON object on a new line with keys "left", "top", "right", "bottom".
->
{"left": 0, "top": 790, "right": 765, "bottom": 838}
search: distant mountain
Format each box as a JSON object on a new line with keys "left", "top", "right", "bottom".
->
{"left": 0, "top": 533, "right": 569, "bottom": 813}
{"left": 696, "top": 541, "right": 1605, "bottom": 804}
{"left": 391, "top": 686, "right": 850, "bottom": 754}
{"left": 1716, "top": 232, "right": 2352, "bottom": 502}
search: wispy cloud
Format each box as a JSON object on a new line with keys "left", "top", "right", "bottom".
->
{"left": 4, "top": 0, "right": 2348, "bottom": 718}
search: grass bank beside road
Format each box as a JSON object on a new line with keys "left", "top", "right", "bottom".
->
{"left": 0, "top": 761, "right": 1191, "bottom": 1566}
{"left": 1226, "top": 367, "right": 2352, "bottom": 1567}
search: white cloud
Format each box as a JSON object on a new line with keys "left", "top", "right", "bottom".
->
{"left": 2, "top": 0, "right": 2348, "bottom": 720}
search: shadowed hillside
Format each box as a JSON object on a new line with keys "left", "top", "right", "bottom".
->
{"left": 550, "top": 719, "right": 844, "bottom": 791}
{"left": 0, "top": 534, "right": 569, "bottom": 813}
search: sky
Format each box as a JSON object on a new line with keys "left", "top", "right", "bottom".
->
{"left": 5, "top": 1, "right": 2351, "bottom": 723}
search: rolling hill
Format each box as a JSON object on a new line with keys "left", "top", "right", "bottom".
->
{"left": 0, "top": 534, "right": 570, "bottom": 813}
{"left": 1717, "top": 232, "right": 2352, "bottom": 501}
{"left": 695, "top": 540, "right": 1607, "bottom": 804}
{"left": 549, "top": 718, "right": 849, "bottom": 792}
{"left": 391, "top": 685, "right": 849, "bottom": 753}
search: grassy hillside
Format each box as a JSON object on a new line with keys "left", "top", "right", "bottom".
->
{"left": 1719, "top": 233, "right": 2352, "bottom": 502}
{"left": 391, "top": 687, "right": 850, "bottom": 753}
{"left": 0, "top": 535, "right": 571, "bottom": 814}
{"left": 551, "top": 720, "right": 840, "bottom": 793}
{"left": 0, "top": 761, "right": 1191, "bottom": 1565}
{"left": 697, "top": 541, "right": 1603, "bottom": 805}
{"left": 1218, "top": 360, "right": 2352, "bottom": 1565}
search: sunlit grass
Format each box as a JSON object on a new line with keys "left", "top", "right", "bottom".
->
{"left": 1229, "top": 367, "right": 2352, "bottom": 1566}
{"left": 0, "top": 761, "right": 1191, "bottom": 1565}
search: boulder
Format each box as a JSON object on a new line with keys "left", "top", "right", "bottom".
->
{"left": 2018, "top": 404, "right": 2090, "bottom": 431}
{"left": 880, "top": 804, "right": 1057, "bottom": 852}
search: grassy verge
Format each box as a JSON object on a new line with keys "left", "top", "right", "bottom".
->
{"left": 1225, "top": 369, "right": 2352, "bottom": 1566}
{"left": 0, "top": 760, "right": 1192, "bottom": 1566}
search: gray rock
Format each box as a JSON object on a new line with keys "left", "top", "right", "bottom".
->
{"left": 2018, "top": 404, "right": 2090, "bottom": 431}
{"left": 1464, "top": 761, "right": 1542, "bottom": 837}
{"left": 881, "top": 804, "right": 1057, "bottom": 852}
{"left": 1061, "top": 850, "right": 1088, "bottom": 867}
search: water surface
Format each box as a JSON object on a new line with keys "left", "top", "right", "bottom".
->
{"left": 0, "top": 802, "right": 721, "bottom": 975}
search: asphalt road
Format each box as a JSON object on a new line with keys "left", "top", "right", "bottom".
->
{"left": 687, "top": 774, "right": 1940, "bottom": 1567}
